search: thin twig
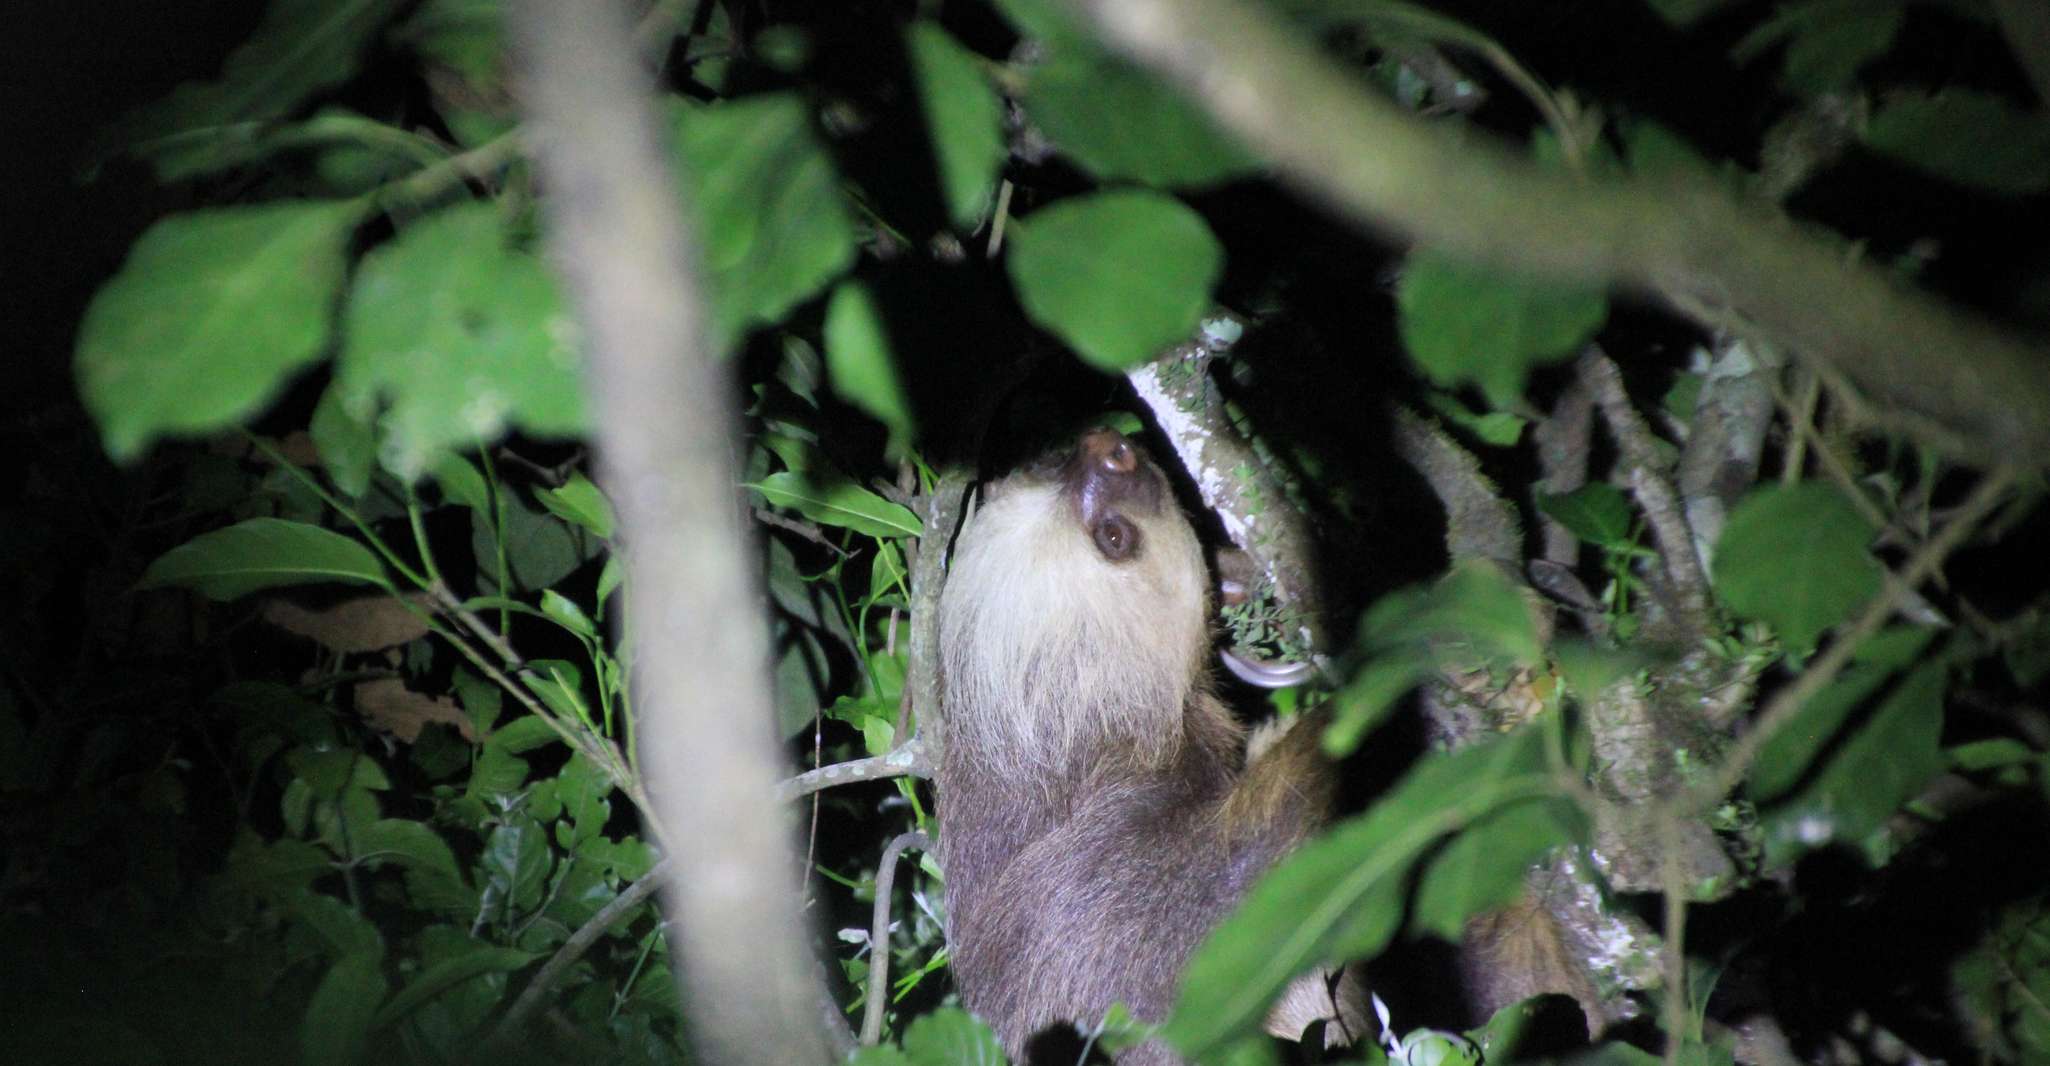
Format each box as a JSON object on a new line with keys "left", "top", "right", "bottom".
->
{"left": 1765, "top": 367, "right": 1886, "bottom": 529}
{"left": 1698, "top": 466, "right": 2016, "bottom": 804}
{"left": 493, "top": 856, "right": 676, "bottom": 1043}
{"left": 754, "top": 507, "right": 851, "bottom": 557}
{"left": 776, "top": 742, "right": 931, "bottom": 803}
{"left": 861, "top": 831, "right": 934, "bottom": 1045}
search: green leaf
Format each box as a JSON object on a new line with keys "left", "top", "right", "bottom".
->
{"left": 1327, "top": 565, "right": 1542, "bottom": 756}
{"left": 1537, "top": 483, "right": 1634, "bottom": 549}
{"left": 1397, "top": 250, "right": 1608, "bottom": 407}
{"left": 751, "top": 471, "right": 922, "bottom": 538}
{"left": 1762, "top": 659, "right": 1947, "bottom": 866}
{"left": 1639, "top": 0, "right": 1740, "bottom": 27}
{"left": 824, "top": 282, "right": 916, "bottom": 444}
{"left": 1411, "top": 798, "right": 1579, "bottom": 940}
{"left": 474, "top": 488, "right": 598, "bottom": 593}
{"left": 351, "top": 819, "right": 462, "bottom": 880}
{"left": 1730, "top": 0, "right": 1903, "bottom": 94}
{"left": 1863, "top": 89, "right": 2050, "bottom": 196}
{"left": 1007, "top": 190, "right": 1224, "bottom": 371}
{"left": 372, "top": 944, "right": 538, "bottom": 1029}
{"left": 906, "top": 23, "right": 1007, "bottom": 228}
{"left": 293, "top": 891, "right": 386, "bottom": 958}
{"left": 101, "top": 0, "right": 408, "bottom": 178}
{"left": 140, "top": 518, "right": 391, "bottom": 600}
{"left": 1749, "top": 625, "right": 1934, "bottom": 800}
{"left": 430, "top": 453, "right": 492, "bottom": 513}
{"left": 1166, "top": 730, "right": 1555, "bottom": 1058}
{"left": 76, "top": 200, "right": 361, "bottom": 461}
{"left": 490, "top": 715, "right": 560, "bottom": 754}
{"left": 287, "top": 747, "right": 392, "bottom": 798}
{"left": 1714, "top": 483, "right": 1881, "bottom": 654}
{"left": 1021, "top": 40, "right": 1259, "bottom": 188}
{"left": 540, "top": 590, "right": 599, "bottom": 639}
{"left": 304, "top": 951, "right": 389, "bottom": 1066}
{"left": 670, "top": 94, "right": 858, "bottom": 349}
{"left": 534, "top": 473, "right": 616, "bottom": 539}
{"left": 339, "top": 201, "right": 586, "bottom": 479}
{"left": 310, "top": 381, "right": 376, "bottom": 497}
{"left": 480, "top": 822, "right": 554, "bottom": 910}
{"left": 848, "top": 1049, "right": 916, "bottom": 1066}
{"left": 900, "top": 1007, "right": 1008, "bottom": 1066}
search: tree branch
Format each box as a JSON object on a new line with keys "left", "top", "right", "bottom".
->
{"left": 776, "top": 742, "right": 932, "bottom": 803}
{"left": 1128, "top": 313, "right": 1325, "bottom": 655}
{"left": 860, "top": 831, "right": 934, "bottom": 1045}
{"left": 492, "top": 856, "right": 675, "bottom": 1045}
{"left": 1056, "top": 0, "right": 2050, "bottom": 462}
{"left": 512, "top": 1, "right": 832, "bottom": 1060}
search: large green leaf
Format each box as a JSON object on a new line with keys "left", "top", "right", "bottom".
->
{"left": 339, "top": 201, "right": 586, "bottom": 478}
{"left": 1411, "top": 798, "right": 1580, "bottom": 940}
{"left": 1326, "top": 564, "right": 1543, "bottom": 755}
{"left": 1863, "top": 89, "right": 2050, "bottom": 196}
{"left": 1020, "top": 41, "right": 1258, "bottom": 188}
{"left": 140, "top": 518, "right": 391, "bottom": 600}
{"left": 371, "top": 944, "right": 539, "bottom": 1029}
{"left": 670, "top": 94, "right": 858, "bottom": 349}
{"left": 1714, "top": 482, "right": 1881, "bottom": 654}
{"left": 824, "top": 282, "right": 915, "bottom": 444}
{"left": 479, "top": 821, "right": 554, "bottom": 912}
{"left": 310, "top": 380, "right": 376, "bottom": 497}
{"left": 351, "top": 819, "right": 462, "bottom": 880}
{"left": 1730, "top": 0, "right": 1903, "bottom": 94}
{"left": 751, "top": 471, "right": 922, "bottom": 538}
{"left": 1007, "top": 190, "right": 1223, "bottom": 371}
{"left": 1761, "top": 658, "right": 1947, "bottom": 866}
{"left": 303, "top": 951, "right": 388, "bottom": 1066}
{"left": 900, "top": 1007, "right": 1008, "bottom": 1066}
{"left": 1397, "top": 250, "right": 1608, "bottom": 407}
{"left": 1750, "top": 626, "right": 1934, "bottom": 801}
{"left": 535, "top": 473, "right": 616, "bottom": 539}
{"left": 1537, "top": 483, "right": 1633, "bottom": 550}
{"left": 101, "top": 0, "right": 408, "bottom": 179}
{"left": 906, "top": 23, "right": 1008, "bottom": 228}
{"left": 1165, "top": 729, "right": 1556, "bottom": 1058}
{"left": 76, "top": 200, "right": 361, "bottom": 461}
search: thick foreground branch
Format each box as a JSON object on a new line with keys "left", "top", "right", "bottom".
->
{"left": 512, "top": 2, "right": 832, "bottom": 1062}
{"left": 1059, "top": 0, "right": 2050, "bottom": 461}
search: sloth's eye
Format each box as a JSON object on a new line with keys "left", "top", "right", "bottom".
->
{"left": 1094, "top": 515, "right": 1139, "bottom": 561}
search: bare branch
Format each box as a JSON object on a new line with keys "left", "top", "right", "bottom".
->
{"left": 1533, "top": 379, "right": 1593, "bottom": 568}
{"left": 776, "top": 742, "right": 933, "bottom": 803}
{"left": 1392, "top": 408, "right": 1521, "bottom": 569}
{"left": 493, "top": 856, "right": 675, "bottom": 1044}
{"left": 860, "top": 831, "right": 935, "bottom": 1045}
{"left": 512, "top": 0, "right": 832, "bottom": 1059}
{"left": 1580, "top": 352, "right": 1713, "bottom": 635}
{"left": 1128, "top": 314, "right": 1325, "bottom": 654}
{"left": 1055, "top": 0, "right": 2050, "bottom": 462}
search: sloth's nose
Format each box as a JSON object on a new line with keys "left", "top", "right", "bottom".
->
{"left": 1079, "top": 427, "right": 1139, "bottom": 475}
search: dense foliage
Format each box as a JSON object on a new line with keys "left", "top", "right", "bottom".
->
{"left": 10, "top": 0, "right": 2050, "bottom": 1063}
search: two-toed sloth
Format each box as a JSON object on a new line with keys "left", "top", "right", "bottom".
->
{"left": 936, "top": 428, "right": 1360, "bottom": 1064}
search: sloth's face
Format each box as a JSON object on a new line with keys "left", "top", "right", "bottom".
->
{"left": 940, "top": 428, "right": 1209, "bottom": 767}
{"left": 997, "top": 428, "right": 1178, "bottom": 565}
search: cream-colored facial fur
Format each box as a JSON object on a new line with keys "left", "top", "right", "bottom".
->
{"left": 939, "top": 478, "right": 1209, "bottom": 779}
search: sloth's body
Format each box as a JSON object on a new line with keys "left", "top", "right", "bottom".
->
{"left": 936, "top": 430, "right": 1348, "bottom": 1064}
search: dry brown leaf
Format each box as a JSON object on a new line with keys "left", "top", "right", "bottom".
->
{"left": 263, "top": 594, "right": 431, "bottom": 654}
{"left": 355, "top": 678, "right": 476, "bottom": 742}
